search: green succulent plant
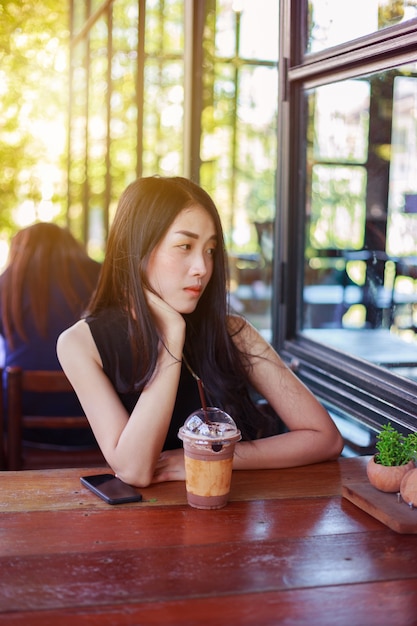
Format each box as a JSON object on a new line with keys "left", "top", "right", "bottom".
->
{"left": 375, "top": 422, "right": 417, "bottom": 466}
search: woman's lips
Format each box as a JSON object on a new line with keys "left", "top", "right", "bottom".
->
{"left": 184, "top": 286, "right": 202, "bottom": 297}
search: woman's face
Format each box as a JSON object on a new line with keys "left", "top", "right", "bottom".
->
{"left": 146, "top": 204, "right": 217, "bottom": 314}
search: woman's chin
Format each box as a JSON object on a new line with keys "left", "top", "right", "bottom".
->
{"left": 175, "top": 302, "right": 198, "bottom": 315}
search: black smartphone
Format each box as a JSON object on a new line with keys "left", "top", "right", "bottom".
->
{"left": 80, "top": 473, "right": 143, "bottom": 505}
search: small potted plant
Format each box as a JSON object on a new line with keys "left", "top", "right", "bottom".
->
{"left": 367, "top": 422, "right": 417, "bottom": 493}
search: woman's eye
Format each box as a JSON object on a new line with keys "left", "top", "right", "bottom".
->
{"left": 179, "top": 243, "right": 191, "bottom": 250}
{"left": 207, "top": 247, "right": 216, "bottom": 256}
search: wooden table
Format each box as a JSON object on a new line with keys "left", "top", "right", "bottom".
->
{"left": 1, "top": 457, "right": 417, "bottom": 625}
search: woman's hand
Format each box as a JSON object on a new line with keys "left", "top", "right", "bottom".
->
{"left": 145, "top": 289, "right": 185, "bottom": 347}
{"left": 151, "top": 448, "right": 186, "bottom": 483}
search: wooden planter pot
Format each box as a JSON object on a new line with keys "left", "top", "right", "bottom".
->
{"left": 366, "top": 456, "right": 415, "bottom": 493}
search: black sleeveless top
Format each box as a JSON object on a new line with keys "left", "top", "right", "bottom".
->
{"left": 86, "top": 308, "right": 201, "bottom": 450}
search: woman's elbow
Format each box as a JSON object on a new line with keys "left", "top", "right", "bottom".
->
{"left": 325, "top": 428, "right": 344, "bottom": 461}
{"left": 113, "top": 464, "right": 155, "bottom": 489}
{"left": 103, "top": 442, "right": 158, "bottom": 488}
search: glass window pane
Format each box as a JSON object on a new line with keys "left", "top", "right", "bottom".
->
{"left": 215, "top": 0, "right": 278, "bottom": 61}
{"left": 387, "top": 76, "right": 417, "bottom": 256}
{"left": 310, "top": 165, "right": 367, "bottom": 250}
{"left": 86, "top": 17, "right": 109, "bottom": 255}
{"left": 143, "top": 60, "right": 184, "bottom": 176}
{"left": 202, "top": 0, "right": 278, "bottom": 339}
{"left": 307, "top": 0, "right": 417, "bottom": 54}
{"left": 239, "top": 0, "right": 278, "bottom": 61}
{"left": 142, "top": 1, "right": 184, "bottom": 177}
{"left": 215, "top": 1, "right": 237, "bottom": 57}
{"left": 110, "top": 0, "right": 139, "bottom": 199}
{"left": 146, "top": 0, "right": 183, "bottom": 55}
{"left": 302, "top": 62, "right": 417, "bottom": 381}
{"left": 68, "top": 48, "right": 88, "bottom": 231}
{"left": 312, "top": 81, "right": 370, "bottom": 163}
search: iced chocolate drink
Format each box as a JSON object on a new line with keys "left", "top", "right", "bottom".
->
{"left": 178, "top": 407, "right": 241, "bottom": 509}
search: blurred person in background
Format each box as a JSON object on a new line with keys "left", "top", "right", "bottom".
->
{"left": 0, "top": 222, "right": 101, "bottom": 447}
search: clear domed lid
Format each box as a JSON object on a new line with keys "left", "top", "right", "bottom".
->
{"left": 178, "top": 407, "right": 241, "bottom": 443}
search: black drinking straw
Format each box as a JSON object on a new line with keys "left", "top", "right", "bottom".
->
{"left": 183, "top": 352, "right": 210, "bottom": 423}
{"left": 198, "top": 374, "right": 219, "bottom": 449}
{"left": 197, "top": 378, "right": 210, "bottom": 423}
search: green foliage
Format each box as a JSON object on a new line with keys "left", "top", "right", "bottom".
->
{"left": 375, "top": 422, "right": 417, "bottom": 466}
{"left": 378, "top": 1, "right": 405, "bottom": 28}
{"left": 0, "top": 0, "right": 68, "bottom": 234}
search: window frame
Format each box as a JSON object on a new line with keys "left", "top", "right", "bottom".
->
{"left": 274, "top": 0, "right": 417, "bottom": 436}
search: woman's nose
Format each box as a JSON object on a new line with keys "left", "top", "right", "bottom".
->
{"left": 190, "top": 251, "right": 208, "bottom": 276}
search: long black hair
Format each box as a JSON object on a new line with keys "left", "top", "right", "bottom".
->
{"left": 86, "top": 176, "right": 275, "bottom": 440}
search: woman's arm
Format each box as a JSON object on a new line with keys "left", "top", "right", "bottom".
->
{"left": 229, "top": 317, "right": 344, "bottom": 469}
{"left": 151, "top": 317, "right": 344, "bottom": 483}
{"left": 57, "top": 309, "right": 185, "bottom": 487}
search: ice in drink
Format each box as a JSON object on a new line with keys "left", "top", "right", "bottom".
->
{"left": 178, "top": 407, "right": 241, "bottom": 509}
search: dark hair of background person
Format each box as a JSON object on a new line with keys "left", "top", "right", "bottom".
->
{"left": 1, "top": 222, "right": 100, "bottom": 349}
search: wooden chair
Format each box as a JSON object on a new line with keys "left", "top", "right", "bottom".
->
{"left": 4, "top": 366, "right": 106, "bottom": 470}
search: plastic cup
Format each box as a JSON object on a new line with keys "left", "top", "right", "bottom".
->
{"left": 178, "top": 407, "right": 241, "bottom": 509}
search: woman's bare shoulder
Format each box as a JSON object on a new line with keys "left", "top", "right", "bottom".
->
{"left": 59, "top": 319, "right": 90, "bottom": 344}
{"left": 57, "top": 319, "right": 104, "bottom": 378}
{"left": 57, "top": 319, "right": 97, "bottom": 362}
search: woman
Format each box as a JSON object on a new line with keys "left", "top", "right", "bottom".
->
{"left": 0, "top": 222, "right": 101, "bottom": 445}
{"left": 57, "top": 176, "right": 343, "bottom": 485}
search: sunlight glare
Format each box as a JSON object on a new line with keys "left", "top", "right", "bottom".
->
{"left": 14, "top": 200, "right": 37, "bottom": 227}
{"left": 233, "top": 214, "right": 251, "bottom": 246}
{"left": 38, "top": 200, "right": 60, "bottom": 222}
